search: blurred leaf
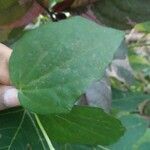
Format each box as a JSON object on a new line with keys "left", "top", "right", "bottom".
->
{"left": 129, "top": 53, "right": 150, "bottom": 77}
{"left": 108, "top": 89, "right": 150, "bottom": 149}
{"left": 39, "top": 106, "right": 125, "bottom": 145}
{"left": 0, "top": 0, "right": 47, "bottom": 28}
{"left": 133, "top": 129, "right": 150, "bottom": 150}
{"left": 91, "top": 0, "right": 150, "bottom": 29}
{"left": 52, "top": 0, "right": 96, "bottom": 12}
{"left": 129, "top": 55, "right": 150, "bottom": 68}
{"left": 139, "top": 100, "right": 150, "bottom": 116}
{"left": 6, "top": 27, "right": 26, "bottom": 45}
{"left": 135, "top": 21, "right": 150, "bottom": 33}
{"left": 0, "top": 28, "right": 11, "bottom": 42}
{"left": 52, "top": 0, "right": 74, "bottom": 12}
{"left": 9, "top": 16, "right": 124, "bottom": 114}
{"left": 108, "top": 114, "right": 148, "bottom": 150}
{"left": 71, "top": 0, "right": 96, "bottom": 9}
{"left": 112, "top": 89, "right": 150, "bottom": 112}
{"left": 0, "top": 0, "right": 32, "bottom": 26}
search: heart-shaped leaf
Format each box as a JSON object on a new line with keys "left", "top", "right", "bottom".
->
{"left": 9, "top": 16, "right": 124, "bottom": 114}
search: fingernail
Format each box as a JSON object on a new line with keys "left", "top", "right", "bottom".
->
{"left": 4, "top": 88, "right": 20, "bottom": 107}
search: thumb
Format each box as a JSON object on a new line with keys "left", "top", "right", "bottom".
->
{"left": 0, "top": 85, "right": 20, "bottom": 110}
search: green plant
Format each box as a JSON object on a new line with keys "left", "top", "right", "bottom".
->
{"left": 0, "top": 0, "right": 150, "bottom": 149}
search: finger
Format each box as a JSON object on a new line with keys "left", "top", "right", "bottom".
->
{"left": 0, "top": 85, "right": 20, "bottom": 111}
{"left": 0, "top": 43, "right": 12, "bottom": 85}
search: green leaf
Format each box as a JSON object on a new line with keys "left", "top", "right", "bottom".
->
{"left": 108, "top": 114, "right": 148, "bottom": 150}
{"left": 135, "top": 21, "right": 150, "bottom": 33}
{"left": 92, "top": 0, "right": 150, "bottom": 29}
{"left": 0, "top": 0, "right": 32, "bottom": 26}
{"left": 112, "top": 89, "right": 150, "bottom": 112}
{"left": 129, "top": 54, "right": 150, "bottom": 70}
{"left": 0, "top": 0, "right": 46, "bottom": 28}
{"left": 107, "top": 89, "right": 150, "bottom": 149}
{"left": 39, "top": 106, "right": 125, "bottom": 145}
{"left": 53, "top": 142, "right": 97, "bottom": 150}
{"left": 128, "top": 51, "right": 150, "bottom": 77}
{"left": 9, "top": 16, "right": 124, "bottom": 114}
{"left": 0, "top": 108, "right": 49, "bottom": 149}
{"left": 133, "top": 129, "right": 150, "bottom": 150}
{"left": 51, "top": 113, "right": 149, "bottom": 149}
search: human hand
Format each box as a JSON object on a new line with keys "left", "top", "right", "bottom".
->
{"left": 0, "top": 43, "right": 20, "bottom": 111}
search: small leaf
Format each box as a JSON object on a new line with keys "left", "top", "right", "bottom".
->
{"left": 135, "top": 21, "right": 150, "bottom": 33}
{"left": 39, "top": 106, "right": 125, "bottom": 145}
{"left": 112, "top": 89, "right": 150, "bottom": 112}
{"left": 9, "top": 16, "right": 124, "bottom": 114}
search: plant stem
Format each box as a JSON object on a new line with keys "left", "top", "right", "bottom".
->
{"left": 97, "top": 145, "right": 110, "bottom": 150}
{"left": 35, "top": 114, "right": 55, "bottom": 150}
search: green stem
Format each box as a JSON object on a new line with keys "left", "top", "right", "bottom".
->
{"left": 35, "top": 114, "right": 55, "bottom": 150}
{"left": 97, "top": 145, "right": 110, "bottom": 150}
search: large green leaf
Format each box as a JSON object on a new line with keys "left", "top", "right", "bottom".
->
{"left": 49, "top": 89, "right": 150, "bottom": 149}
{"left": 0, "top": 108, "right": 49, "bottom": 149}
{"left": 40, "top": 90, "right": 149, "bottom": 149}
{"left": 39, "top": 106, "right": 125, "bottom": 145}
{"left": 91, "top": 0, "right": 150, "bottom": 29}
{"left": 9, "top": 16, "right": 124, "bottom": 114}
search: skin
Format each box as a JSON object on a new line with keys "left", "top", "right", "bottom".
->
{"left": 0, "top": 43, "right": 20, "bottom": 111}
